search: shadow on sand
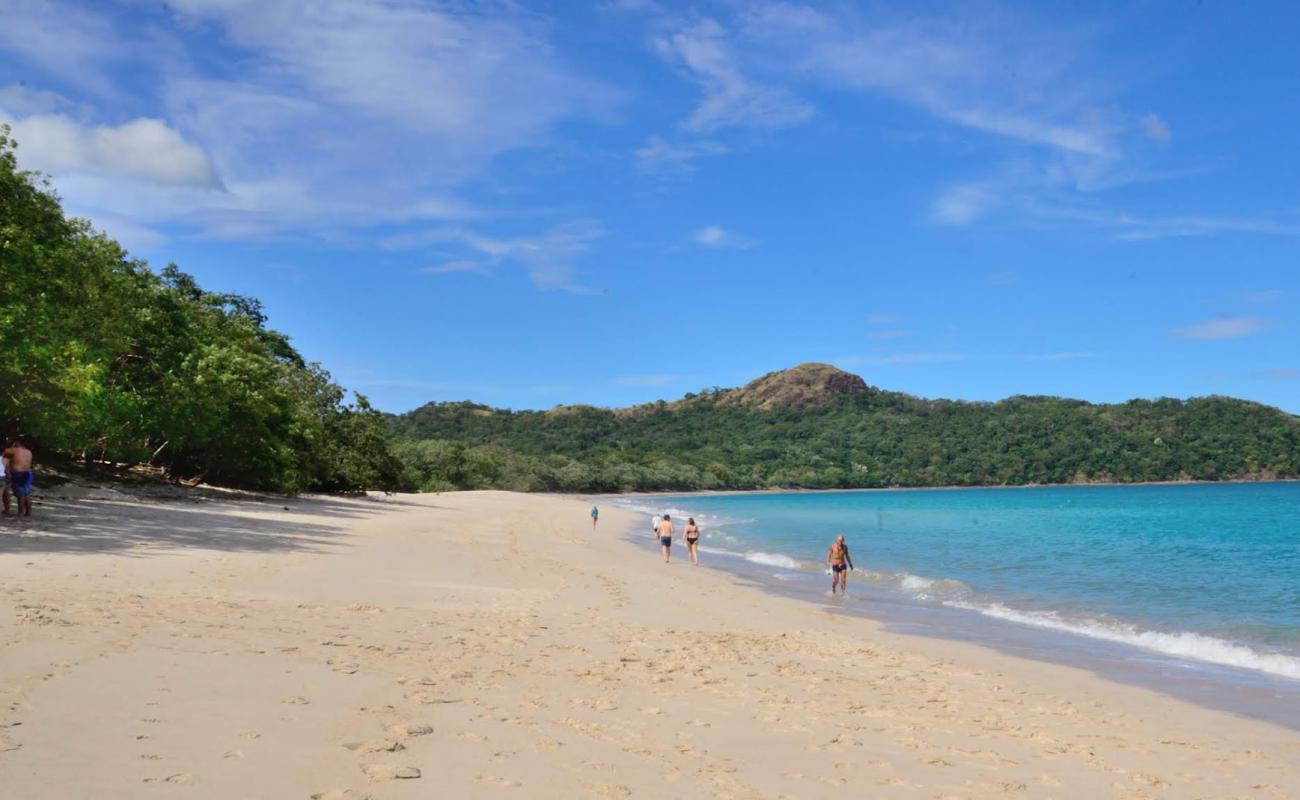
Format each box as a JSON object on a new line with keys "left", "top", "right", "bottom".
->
{"left": 0, "top": 493, "right": 396, "bottom": 556}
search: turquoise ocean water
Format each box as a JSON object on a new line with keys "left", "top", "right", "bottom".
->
{"left": 615, "top": 483, "right": 1300, "bottom": 686}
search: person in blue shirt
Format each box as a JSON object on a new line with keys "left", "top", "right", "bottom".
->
{"left": 590, "top": 505, "right": 599, "bottom": 528}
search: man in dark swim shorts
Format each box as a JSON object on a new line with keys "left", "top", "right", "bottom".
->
{"left": 825, "top": 534, "right": 854, "bottom": 594}
{"left": 655, "top": 514, "right": 674, "bottom": 563}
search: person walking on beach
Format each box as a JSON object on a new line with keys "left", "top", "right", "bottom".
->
{"left": 683, "top": 517, "right": 701, "bottom": 566}
{"left": 655, "top": 514, "right": 674, "bottom": 563}
{"left": 3, "top": 439, "right": 34, "bottom": 518}
{"left": 590, "top": 505, "right": 599, "bottom": 528}
{"left": 1, "top": 445, "right": 10, "bottom": 517}
{"left": 826, "top": 534, "right": 853, "bottom": 594}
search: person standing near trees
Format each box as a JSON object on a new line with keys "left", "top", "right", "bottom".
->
{"left": 1, "top": 444, "right": 9, "bottom": 516}
{"left": 590, "top": 505, "right": 599, "bottom": 528}
{"left": 4, "top": 439, "right": 34, "bottom": 518}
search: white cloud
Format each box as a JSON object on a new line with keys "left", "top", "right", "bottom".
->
{"left": 1142, "top": 113, "right": 1172, "bottom": 144}
{"left": 932, "top": 182, "right": 995, "bottom": 224}
{"left": 404, "top": 220, "right": 606, "bottom": 293}
{"left": 1268, "top": 368, "right": 1300, "bottom": 380}
{"left": 1035, "top": 352, "right": 1097, "bottom": 361}
{"left": 1242, "top": 289, "right": 1284, "bottom": 306}
{"left": 634, "top": 136, "right": 728, "bottom": 169}
{"left": 654, "top": 18, "right": 812, "bottom": 132}
{"left": 866, "top": 330, "right": 912, "bottom": 340}
{"left": 1172, "top": 316, "right": 1271, "bottom": 341}
{"left": 841, "top": 352, "right": 968, "bottom": 367}
{"left": 0, "top": 1, "right": 615, "bottom": 242}
{"left": 420, "top": 260, "right": 489, "bottom": 275}
{"left": 0, "top": 111, "right": 218, "bottom": 186}
{"left": 693, "top": 225, "right": 753, "bottom": 248}
{"left": 739, "top": 4, "right": 1113, "bottom": 157}
{"left": 0, "top": 84, "right": 77, "bottom": 116}
{"left": 613, "top": 373, "right": 679, "bottom": 387}
{"left": 865, "top": 313, "right": 900, "bottom": 325}
{"left": 0, "top": 1, "right": 123, "bottom": 93}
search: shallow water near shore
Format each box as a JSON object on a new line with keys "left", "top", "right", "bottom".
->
{"left": 608, "top": 483, "right": 1300, "bottom": 728}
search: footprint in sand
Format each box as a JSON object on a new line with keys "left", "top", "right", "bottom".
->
{"left": 0, "top": 734, "right": 20, "bottom": 752}
{"left": 360, "top": 764, "right": 421, "bottom": 781}
{"left": 343, "top": 740, "right": 405, "bottom": 753}
{"left": 311, "top": 791, "right": 373, "bottom": 800}
{"left": 476, "top": 774, "right": 521, "bottom": 788}
{"left": 223, "top": 750, "right": 244, "bottom": 760}
{"left": 165, "top": 773, "right": 194, "bottom": 784}
{"left": 282, "top": 696, "right": 310, "bottom": 705}
{"left": 386, "top": 722, "right": 433, "bottom": 737}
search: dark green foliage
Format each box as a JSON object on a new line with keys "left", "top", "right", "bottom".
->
{"left": 0, "top": 127, "right": 403, "bottom": 493}
{"left": 390, "top": 388, "right": 1300, "bottom": 494}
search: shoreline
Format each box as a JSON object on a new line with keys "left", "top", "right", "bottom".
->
{"left": 603, "top": 485, "right": 1300, "bottom": 728}
{"left": 595, "top": 475, "right": 1300, "bottom": 500}
{"left": 615, "top": 513, "right": 1300, "bottom": 730}
{"left": 2, "top": 489, "right": 1297, "bottom": 797}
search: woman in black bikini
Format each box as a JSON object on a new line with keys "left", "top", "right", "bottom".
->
{"left": 684, "top": 517, "right": 700, "bottom": 565}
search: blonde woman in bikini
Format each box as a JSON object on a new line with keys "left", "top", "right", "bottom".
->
{"left": 683, "top": 517, "right": 701, "bottom": 565}
{"left": 826, "top": 534, "right": 854, "bottom": 594}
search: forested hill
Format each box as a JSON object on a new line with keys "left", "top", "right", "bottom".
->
{"left": 389, "top": 363, "right": 1300, "bottom": 493}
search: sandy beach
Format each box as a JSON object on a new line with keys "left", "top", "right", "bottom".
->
{"left": 1, "top": 489, "right": 1297, "bottom": 799}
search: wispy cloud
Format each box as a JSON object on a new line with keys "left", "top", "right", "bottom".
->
{"left": 840, "top": 352, "right": 968, "bottom": 367}
{"left": 654, "top": 18, "right": 813, "bottom": 133}
{"left": 866, "top": 330, "right": 912, "bottom": 341}
{"left": 1241, "top": 289, "right": 1285, "bottom": 306}
{"left": 840, "top": 351, "right": 1098, "bottom": 367}
{"left": 694, "top": 225, "right": 754, "bottom": 248}
{"left": 1267, "top": 368, "right": 1300, "bottom": 380}
{"left": 407, "top": 220, "right": 606, "bottom": 293}
{"left": 613, "top": 373, "right": 680, "bottom": 387}
{"left": 0, "top": 1, "right": 615, "bottom": 242}
{"left": 1171, "top": 316, "right": 1271, "bottom": 341}
{"left": 1031, "top": 352, "right": 1097, "bottom": 361}
{"left": 865, "top": 313, "right": 900, "bottom": 325}
{"left": 989, "top": 202, "right": 1300, "bottom": 240}
{"left": 420, "top": 260, "right": 489, "bottom": 275}
{"left": 1141, "top": 113, "right": 1172, "bottom": 144}
{"left": 634, "top": 135, "right": 728, "bottom": 170}
{"left": 933, "top": 182, "right": 995, "bottom": 224}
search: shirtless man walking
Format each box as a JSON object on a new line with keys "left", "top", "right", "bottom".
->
{"left": 1, "top": 445, "right": 10, "bottom": 517}
{"left": 655, "top": 514, "right": 674, "bottom": 563}
{"left": 825, "top": 534, "right": 854, "bottom": 594}
{"left": 3, "top": 439, "right": 34, "bottom": 518}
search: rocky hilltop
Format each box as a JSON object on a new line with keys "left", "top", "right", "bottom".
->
{"left": 719, "top": 362, "right": 869, "bottom": 410}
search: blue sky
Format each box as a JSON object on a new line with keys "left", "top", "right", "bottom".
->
{"left": 2, "top": 0, "right": 1298, "bottom": 412}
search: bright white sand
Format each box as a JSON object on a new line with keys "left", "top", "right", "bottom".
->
{"left": 0, "top": 490, "right": 1297, "bottom": 798}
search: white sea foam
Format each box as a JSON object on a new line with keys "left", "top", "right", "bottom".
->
{"left": 743, "top": 551, "right": 804, "bottom": 569}
{"left": 947, "top": 602, "right": 1300, "bottom": 681}
{"left": 900, "top": 574, "right": 935, "bottom": 591}
{"left": 864, "top": 570, "right": 971, "bottom": 598}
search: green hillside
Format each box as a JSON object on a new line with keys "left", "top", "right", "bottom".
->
{"left": 389, "top": 363, "right": 1300, "bottom": 493}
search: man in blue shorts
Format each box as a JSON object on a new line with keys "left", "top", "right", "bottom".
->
{"left": 1, "top": 445, "right": 9, "bottom": 516}
{"left": 3, "top": 439, "right": 34, "bottom": 518}
{"left": 655, "top": 514, "right": 674, "bottom": 563}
